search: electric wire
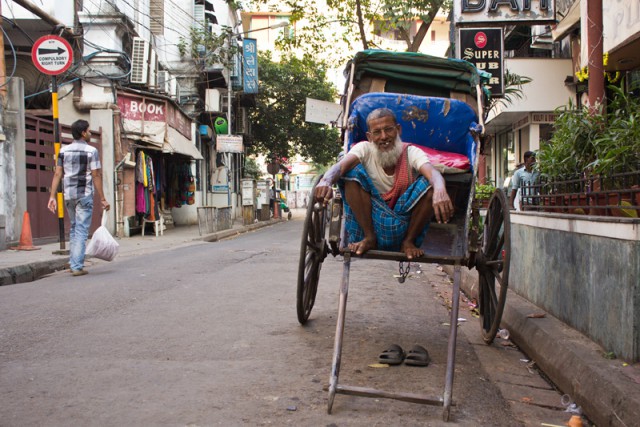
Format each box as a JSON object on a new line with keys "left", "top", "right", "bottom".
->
{"left": 0, "top": 25, "right": 17, "bottom": 88}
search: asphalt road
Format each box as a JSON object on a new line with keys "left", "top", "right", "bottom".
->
{"left": 0, "top": 219, "right": 576, "bottom": 426}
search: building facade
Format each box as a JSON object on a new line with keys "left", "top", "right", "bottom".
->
{"left": 1, "top": 0, "right": 249, "bottom": 243}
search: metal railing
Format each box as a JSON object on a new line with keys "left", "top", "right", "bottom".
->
{"left": 520, "top": 170, "right": 640, "bottom": 217}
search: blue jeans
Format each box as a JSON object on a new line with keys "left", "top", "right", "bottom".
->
{"left": 65, "top": 194, "right": 94, "bottom": 271}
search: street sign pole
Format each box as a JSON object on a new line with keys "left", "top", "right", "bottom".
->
{"left": 31, "top": 35, "right": 73, "bottom": 252}
{"left": 51, "top": 75, "right": 66, "bottom": 251}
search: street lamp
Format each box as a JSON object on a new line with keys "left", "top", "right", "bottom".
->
{"left": 226, "top": 21, "right": 289, "bottom": 135}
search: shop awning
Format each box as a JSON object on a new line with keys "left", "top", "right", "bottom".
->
{"left": 552, "top": 0, "right": 581, "bottom": 41}
{"left": 163, "top": 126, "right": 204, "bottom": 160}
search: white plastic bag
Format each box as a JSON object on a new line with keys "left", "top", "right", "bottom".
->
{"left": 86, "top": 210, "right": 119, "bottom": 261}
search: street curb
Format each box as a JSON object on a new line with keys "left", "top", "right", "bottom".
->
{"left": 0, "top": 258, "right": 68, "bottom": 286}
{"left": 199, "top": 218, "right": 286, "bottom": 242}
{"left": 443, "top": 265, "right": 640, "bottom": 427}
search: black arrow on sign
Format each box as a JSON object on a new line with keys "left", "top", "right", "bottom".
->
{"left": 38, "top": 47, "right": 65, "bottom": 55}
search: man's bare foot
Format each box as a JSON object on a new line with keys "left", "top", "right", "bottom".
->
{"left": 348, "top": 237, "right": 377, "bottom": 255}
{"left": 401, "top": 240, "right": 424, "bottom": 259}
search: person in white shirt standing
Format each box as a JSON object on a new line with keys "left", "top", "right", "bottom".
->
{"left": 510, "top": 151, "right": 539, "bottom": 210}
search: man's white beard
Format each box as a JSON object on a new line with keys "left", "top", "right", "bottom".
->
{"left": 376, "top": 135, "right": 403, "bottom": 169}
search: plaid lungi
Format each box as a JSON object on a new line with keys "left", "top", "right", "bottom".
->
{"left": 339, "top": 164, "right": 431, "bottom": 251}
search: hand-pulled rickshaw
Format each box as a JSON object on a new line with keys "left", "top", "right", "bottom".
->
{"left": 296, "top": 50, "right": 511, "bottom": 421}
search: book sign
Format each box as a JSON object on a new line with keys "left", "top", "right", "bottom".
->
{"left": 31, "top": 35, "right": 73, "bottom": 75}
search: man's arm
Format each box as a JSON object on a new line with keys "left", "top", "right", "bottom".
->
{"left": 91, "top": 169, "right": 111, "bottom": 211}
{"left": 314, "top": 153, "right": 360, "bottom": 206}
{"left": 47, "top": 165, "right": 64, "bottom": 213}
{"left": 509, "top": 171, "right": 520, "bottom": 209}
{"left": 510, "top": 189, "right": 518, "bottom": 209}
{"left": 417, "top": 162, "right": 454, "bottom": 223}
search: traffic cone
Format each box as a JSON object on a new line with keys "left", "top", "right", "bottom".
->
{"left": 13, "top": 211, "right": 40, "bottom": 251}
{"left": 566, "top": 415, "right": 583, "bottom": 427}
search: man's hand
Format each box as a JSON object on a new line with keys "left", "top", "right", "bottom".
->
{"left": 101, "top": 199, "right": 111, "bottom": 211}
{"left": 432, "top": 186, "right": 454, "bottom": 223}
{"left": 47, "top": 197, "right": 57, "bottom": 214}
{"left": 314, "top": 179, "right": 334, "bottom": 207}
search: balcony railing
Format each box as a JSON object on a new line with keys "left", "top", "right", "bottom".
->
{"left": 520, "top": 170, "right": 640, "bottom": 217}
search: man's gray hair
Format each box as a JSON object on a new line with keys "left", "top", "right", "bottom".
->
{"left": 366, "top": 108, "right": 397, "bottom": 128}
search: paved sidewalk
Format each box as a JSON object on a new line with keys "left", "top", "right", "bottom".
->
{"left": 0, "top": 217, "right": 287, "bottom": 286}
{"left": 443, "top": 265, "right": 640, "bottom": 427}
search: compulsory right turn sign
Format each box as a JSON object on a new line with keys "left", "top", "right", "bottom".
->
{"left": 31, "top": 35, "right": 73, "bottom": 75}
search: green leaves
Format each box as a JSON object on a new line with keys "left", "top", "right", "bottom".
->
{"left": 178, "top": 26, "right": 238, "bottom": 71}
{"left": 248, "top": 52, "right": 341, "bottom": 166}
{"left": 538, "top": 86, "right": 640, "bottom": 180}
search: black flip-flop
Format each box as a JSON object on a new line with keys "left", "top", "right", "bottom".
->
{"left": 404, "top": 345, "right": 431, "bottom": 366}
{"left": 378, "top": 344, "right": 405, "bottom": 365}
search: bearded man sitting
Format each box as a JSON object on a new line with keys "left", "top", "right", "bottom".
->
{"left": 315, "top": 107, "right": 454, "bottom": 259}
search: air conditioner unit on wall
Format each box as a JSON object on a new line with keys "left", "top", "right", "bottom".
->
{"left": 169, "top": 78, "right": 180, "bottom": 100}
{"left": 148, "top": 49, "right": 157, "bottom": 89}
{"left": 131, "top": 37, "right": 150, "bottom": 84}
{"left": 205, "top": 88, "right": 222, "bottom": 112}
{"left": 157, "top": 70, "right": 170, "bottom": 93}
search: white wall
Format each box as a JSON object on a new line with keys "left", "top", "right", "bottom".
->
{"left": 1, "top": 0, "right": 75, "bottom": 25}
{"left": 489, "top": 58, "right": 575, "bottom": 119}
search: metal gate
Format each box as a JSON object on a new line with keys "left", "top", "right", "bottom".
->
{"left": 25, "top": 114, "right": 103, "bottom": 240}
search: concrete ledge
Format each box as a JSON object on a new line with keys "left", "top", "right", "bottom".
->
{"left": 0, "top": 259, "right": 68, "bottom": 286}
{"left": 443, "top": 265, "right": 640, "bottom": 427}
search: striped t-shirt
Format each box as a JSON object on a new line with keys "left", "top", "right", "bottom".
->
{"left": 57, "top": 140, "right": 101, "bottom": 200}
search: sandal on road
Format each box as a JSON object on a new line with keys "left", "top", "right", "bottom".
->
{"left": 378, "top": 344, "right": 405, "bottom": 365}
{"left": 404, "top": 345, "right": 431, "bottom": 367}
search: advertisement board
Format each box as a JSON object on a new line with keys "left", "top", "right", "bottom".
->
{"left": 454, "top": 0, "right": 556, "bottom": 25}
{"left": 216, "top": 135, "right": 244, "bottom": 153}
{"left": 241, "top": 179, "right": 255, "bottom": 206}
{"left": 459, "top": 28, "right": 504, "bottom": 97}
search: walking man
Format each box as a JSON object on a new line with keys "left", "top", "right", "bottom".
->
{"left": 48, "top": 119, "right": 110, "bottom": 276}
{"left": 314, "top": 108, "right": 454, "bottom": 259}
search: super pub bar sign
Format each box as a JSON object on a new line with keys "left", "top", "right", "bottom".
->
{"left": 459, "top": 28, "right": 504, "bottom": 97}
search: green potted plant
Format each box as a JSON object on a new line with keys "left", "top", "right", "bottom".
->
{"left": 536, "top": 83, "right": 640, "bottom": 216}
{"left": 474, "top": 181, "right": 496, "bottom": 208}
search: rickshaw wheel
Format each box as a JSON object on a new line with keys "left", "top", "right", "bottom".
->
{"left": 296, "top": 179, "right": 329, "bottom": 324}
{"left": 477, "top": 189, "right": 511, "bottom": 344}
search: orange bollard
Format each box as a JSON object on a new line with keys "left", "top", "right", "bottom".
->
{"left": 13, "top": 211, "right": 40, "bottom": 251}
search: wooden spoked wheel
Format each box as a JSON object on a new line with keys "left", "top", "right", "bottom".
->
{"left": 476, "top": 189, "right": 511, "bottom": 344}
{"left": 296, "top": 178, "right": 329, "bottom": 324}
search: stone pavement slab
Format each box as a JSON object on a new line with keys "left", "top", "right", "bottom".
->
{"left": 444, "top": 265, "right": 640, "bottom": 427}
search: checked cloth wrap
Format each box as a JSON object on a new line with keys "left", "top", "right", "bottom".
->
{"left": 339, "top": 164, "right": 431, "bottom": 251}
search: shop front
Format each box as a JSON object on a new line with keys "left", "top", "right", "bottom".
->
{"left": 115, "top": 91, "right": 204, "bottom": 236}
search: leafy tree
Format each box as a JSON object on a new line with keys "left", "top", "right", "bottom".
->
{"left": 248, "top": 51, "right": 341, "bottom": 165}
{"left": 243, "top": 157, "right": 263, "bottom": 179}
{"left": 177, "top": 26, "right": 239, "bottom": 72}
{"left": 247, "top": 0, "right": 449, "bottom": 69}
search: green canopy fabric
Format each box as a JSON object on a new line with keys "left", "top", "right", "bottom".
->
{"left": 344, "top": 50, "right": 484, "bottom": 96}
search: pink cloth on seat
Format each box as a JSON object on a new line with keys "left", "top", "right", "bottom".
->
{"left": 410, "top": 144, "right": 470, "bottom": 173}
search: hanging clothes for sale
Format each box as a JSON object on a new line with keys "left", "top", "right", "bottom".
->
{"left": 135, "top": 150, "right": 160, "bottom": 220}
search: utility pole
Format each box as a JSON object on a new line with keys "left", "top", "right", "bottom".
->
{"left": 587, "top": 0, "right": 604, "bottom": 112}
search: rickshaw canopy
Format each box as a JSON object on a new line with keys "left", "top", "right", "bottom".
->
{"left": 344, "top": 50, "right": 483, "bottom": 97}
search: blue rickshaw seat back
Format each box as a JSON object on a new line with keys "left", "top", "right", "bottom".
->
{"left": 346, "top": 93, "right": 478, "bottom": 173}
